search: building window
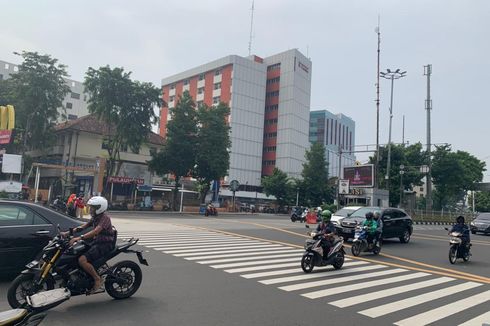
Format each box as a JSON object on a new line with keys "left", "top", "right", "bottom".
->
{"left": 214, "top": 69, "right": 222, "bottom": 76}
{"left": 263, "top": 146, "right": 276, "bottom": 152}
{"left": 83, "top": 94, "right": 87, "bottom": 101}
{"left": 420, "top": 187, "right": 424, "bottom": 192}
{"left": 169, "top": 95, "right": 175, "bottom": 102}
{"left": 170, "top": 84, "right": 176, "bottom": 90}
{"left": 71, "top": 92, "right": 80, "bottom": 99}
{"left": 213, "top": 96, "right": 221, "bottom": 104}
{"left": 71, "top": 81, "right": 76, "bottom": 87}
{"left": 196, "top": 100, "right": 204, "bottom": 107}
{"left": 68, "top": 114, "right": 78, "bottom": 120}
{"left": 13, "top": 66, "right": 18, "bottom": 72}
{"left": 265, "top": 118, "right": 278, "bottom": 126}
{"left": 265, "top": 104, "right": 278, "bottom": 112}
{"left": 66, "top": 102, "right": 73, "bottom": 109}
{"left": 199, "top": 73, "right": 205, "bottom": 81}
{"left": 214, "top": 82, "right": 221, "bottom": 90}
{"left": 4, "top": 63, "right": 9, "bottom": 69}
{"left": 267, "top": 63, "right": 281, "bottom": 71}
{"left": 266, "top": 91, "right": 279, "bottom": 98}
{"left": 0, "top": 74, "right": 3, "bottom": 81}
{"left": 263, "top": 160, "right": 276, "bottom": 166}
{"left": 198, "top": 87, "right": 205, "bottom": 94}
{"left": 266, "top": 76, "right": 280, "bottom": 85}
{"left": 183, "top": 79, "right": 190, "bottom": 85}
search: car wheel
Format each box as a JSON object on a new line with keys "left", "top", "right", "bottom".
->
{"left": 471, "top": 231, "right": 476, "bottom": 234}
{"left": 399, "top": 229, "right": 411, "bottom": 243}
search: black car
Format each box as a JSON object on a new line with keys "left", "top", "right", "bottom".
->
{"left": 335, "top": 206, "right": 413, "bottom": 243}
{"left": 0, "top": 200, "right": 84, "bottom": 275}
{"left": 470, "top": 213, "right": 490, "bottom": 235}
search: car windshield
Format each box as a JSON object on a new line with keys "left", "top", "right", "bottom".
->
{"left": 476, "top": 213, "right": 490, "bottom": 221}
{"left": 350, "top": 207, "right": 382, "bottom": 218}
{"left": 334, "top": 207, "right": 358, "bottom": 217}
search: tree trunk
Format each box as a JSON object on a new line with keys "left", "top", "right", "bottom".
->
{"left": 172, "top": 176, "right": 180, "bottom": 211}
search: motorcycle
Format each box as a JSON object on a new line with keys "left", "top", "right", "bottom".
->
{"left": 0, "top": 288, "right": 70, "bottom": 326}
{"left": 7, "top": 227, "right": 148, "bottom": 309}
{"left": 205, "top": 205, "right": 218, "bottom": 216}
{"left": 49, "top": 199, "right": 67, "bottom": 214}
{"left": 290, "top": 207, "right": 305, "bottom": 223}
{"left": 445, "top": 227, "right": 472, "bottom": 264}
{"left": 350, "top": 225, "right": 381, "bottom": 256}
{"left": 301, "top": 225, "right": 345, "bottom": 273}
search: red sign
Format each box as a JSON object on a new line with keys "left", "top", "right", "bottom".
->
{"left": 0, "top": 130, "right": 13, "bottom": 145}
{"left": 343, "top": 165, "right": 374, "bottom": 188}
{"left": 108, "top": 176, "right": 145, "bottom": 185}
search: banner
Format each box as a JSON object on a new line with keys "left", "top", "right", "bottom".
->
{"left": 339, "top": 179, "right": 350, "bottom": 194}
{"left": 0, "top": 105, "right": 15, "bottom": 130}
{"left": 343, "top": 164, "right": 374, "bottom": 188}
{"left": 108, "top": 176, "right": 145, "bottom": 185}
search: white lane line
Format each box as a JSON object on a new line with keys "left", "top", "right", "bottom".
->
{"left": 359, "top": 282, "right": 483, "bottom": 318}
{"left": 459, "top": 310, "right": 490, "bottom": 326}
{"left": 279, "top": 268, "right": 406, "bottom": 292}
{"left": 143, "top": 238, "right": 254, "bottom": 246}
{"left": 330, "top": 276, "right": 455, "bottom": 308}
{"left": 225, "top": 262, "right": 300, "bottom": 273}
{"left": 197, "top": 252, "right": 303, "bottom": 264}
{"left": 394, "top": 289, "right": 490, "bottom": 326}
{"left": 184, "top": 249, "right": 302, "bottom": 260}
{"left": 210, "top": 257, "right": 300, "bottom": 269}
{"left": 303, "top": 272, "right": 429, "bottom": 299}
{"left": 165, "top": 244, "right": 283, "bottom": 254}
{"left": 173, "top": 246, "right": 289, "bottom": 257}
{"left": 152, "top": 241, "right": 264, "bottom": 251}
{"left": 260, "top": 263, "right": 380, "bottom": 285}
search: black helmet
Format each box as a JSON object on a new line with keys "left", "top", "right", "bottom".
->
{"left": 365, "top": 212, "right": 374, "bottom": 220}
{"left": 456, "top": 215, "right": 465, "bottom": 224}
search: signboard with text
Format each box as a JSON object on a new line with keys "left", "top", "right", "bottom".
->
{"left": 343, "top": 164, "right": 374, "bottom": 188}
{"left": 107, "top": 176, "right": 145, "bottom": 185}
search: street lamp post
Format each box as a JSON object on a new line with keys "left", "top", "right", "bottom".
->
{"left": 380, "top": 69, "right": 406, "bottom": 199}
{"left": 399, "top": 165, "right": 405, "bottom": 208}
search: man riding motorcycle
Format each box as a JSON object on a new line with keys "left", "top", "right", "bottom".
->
{"left": 450, "top": 215, "right": 470, "bottom": 246}
{"left": 373, "top": 211, "right": 383, "bottom": 246}
{"left": 61, "top": 196, "right": 115, "bottom": 294}
{"left": 316, "top": 210, "right": 336, "bottom": 258}
{"left": 363, "top": 212, "right": 378, "bottom": 245}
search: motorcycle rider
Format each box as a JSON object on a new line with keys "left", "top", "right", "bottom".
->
{"left": 363, "top": 212, "right": 378, "bottom": 246}
{"left": 62, "top": 196, "right": 115, "bottom": 294}
{"left": 373, "top": 211, "right": 383, "bottom": 246}
{"left": 316, "top": 210, "right": 336, "bottom": 258}
{"left": 450, "top": 215, "right": 470, "bottom": 248}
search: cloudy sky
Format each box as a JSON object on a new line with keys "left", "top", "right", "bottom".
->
{"left": 1, "top": 0, "right": 489, "bottom": 180}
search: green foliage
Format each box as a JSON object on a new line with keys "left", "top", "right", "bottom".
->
{"left": 2, "top": 51, "right": 70, "bottom": 153}
{"left": 299, "top": 143, "right": 333, "bottom": 207}
{"left": 262, "top": 168, "right": 295, "bottom": 208}
{"left": 194, "top": 102, "right": 231, "bottom": 202}
{"left": 84, "top": 66, "right": 161, "bottom": 180}
{"left": 474, "top": 191, "right": 490, "bottom": 212}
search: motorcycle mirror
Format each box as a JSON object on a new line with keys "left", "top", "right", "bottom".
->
{"left": 57, "top": 224, "right": 61, "bottom": 233}
{"left": 69, "top": 227, "right": 74, "bottom": 236}
{"left": 305, "top": 224, "right": 310, "bottom": 229}
{"left": 444, "top": 227, "right": 449, "bottom": 231}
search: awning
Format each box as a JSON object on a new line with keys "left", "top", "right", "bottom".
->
{"left": 219, "top": 189, "right": 275, "bottom": 200}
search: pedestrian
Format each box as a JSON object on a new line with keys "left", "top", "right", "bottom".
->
{"left": 75, "top": 194, "right": 85, "bottom": 218}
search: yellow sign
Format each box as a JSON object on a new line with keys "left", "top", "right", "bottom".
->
{"left": 0, "top": 105, "right": 15, "bottom": 130}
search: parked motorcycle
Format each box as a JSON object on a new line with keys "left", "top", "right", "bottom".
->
{"left": 350, "top": 225, "right": 381, "bottom": 256}
{"left": 301, "top": 225, "right": 345, "bottom": 273}
{"left": 445, "top": 227, "right": 472, "bottom": 264}
{"left": 205, "top": 204, "right": 218, "bottom": 216}
{"left": 7, "top": 227, "right": 148, "bottom": 308}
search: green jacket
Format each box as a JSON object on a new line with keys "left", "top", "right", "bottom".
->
{"left": 363, "top": 219, "right": 377, "bottom": 234}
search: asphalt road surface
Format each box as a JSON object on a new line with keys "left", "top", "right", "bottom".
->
{"left": 1, "top": 212, "right": 489, "bottom": 326}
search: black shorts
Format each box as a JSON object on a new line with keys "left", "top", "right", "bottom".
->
{"left": 84, "top": 242, "right": 114, "bottom": 264}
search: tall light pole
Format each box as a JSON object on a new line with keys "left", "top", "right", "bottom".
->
{"left": 380, "top": 69, "right": 406, "bottom": 198}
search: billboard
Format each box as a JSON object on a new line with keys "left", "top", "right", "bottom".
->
{"left": 2, "top": 154, "right": 22, "bottom": 174}
{"left": 343, "top": 164, "right": 374, "bottom": 188}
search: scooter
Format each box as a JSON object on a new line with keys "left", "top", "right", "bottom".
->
{"left": 445, "top": 227, "right": 472, "bottom": 264}
{"left": 0, "top": 288, "right": 70, "bottom": 325}
{"left": 301, "top": 225, "right": 345, "bottom": 273}
{"left": 290, "top": 208, "right": 306, "bottom": 222}
{"left": 351, "top": 225, "right": 381, "bottom": 256}
{"left": 205, "top": 205, "right": 218, "bottom": 216}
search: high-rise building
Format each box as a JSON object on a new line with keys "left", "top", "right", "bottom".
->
{"left": 309, "top": 110, "right": 356, "bottom": 178}
{"left": 0, "top": 59, "right": 89, "bottom": 121}
{"left": 160, "top": 49, "right": 311, "bottom": 187}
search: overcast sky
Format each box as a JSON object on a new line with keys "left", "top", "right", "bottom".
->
{"left": 1, "top": 0, "right": 489, "bottom": 180}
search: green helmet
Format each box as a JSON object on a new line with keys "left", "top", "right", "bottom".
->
{"left": 321, "top": 210, "right": 332, "bottom": 222}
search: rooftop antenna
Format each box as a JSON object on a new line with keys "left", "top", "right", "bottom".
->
{"left": 248, "top": 0, "right": 255, "bottom": 56}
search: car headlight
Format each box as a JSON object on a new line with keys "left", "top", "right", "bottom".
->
{"left": 470, "top": 221, "right": 475, "bottom": 226}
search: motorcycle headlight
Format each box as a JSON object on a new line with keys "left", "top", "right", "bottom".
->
{"left": 470, "top": 221, "right": 475, "bottom": 226}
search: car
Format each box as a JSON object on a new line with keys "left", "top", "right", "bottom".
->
{"left": 331, "top": 206, "right": 364, "bottom": 226}
{"left": 335, "top": 206, "right": 413, "bottom": 243}
{"left": 470, "top": 213, "right": 490, "bottom": 235}
{"left": 0, "top": 200, "right": 84, "bottom": 275}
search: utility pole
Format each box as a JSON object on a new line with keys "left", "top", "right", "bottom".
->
{"left": 337, "top": 146, "right": 342, "bottom": 210}
{"left": 424, "top": 64, "right": 433, "bottom": 212}
{"left": 375, "top": 17, "right": 381, "bottom": 188}
{"left": 248, "top": 0, "right": 255, "bottom": 56}
{"left": 402, "top": 115, "right": 405, "bottom": 146}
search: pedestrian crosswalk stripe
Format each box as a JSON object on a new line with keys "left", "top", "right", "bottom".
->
{"left": 131, "top": 235, "right": 236, "bottom": 241}
{"left": 153, "top": 241, "right": 264, "bottom": 251}
{"left": 173, "top": 246, "right": 290, "bottom": 257}
{"left": 210, "top": 257, "right": 300, "bottom": 269}
{"left": 142, "top": 238, "right": 256, "bottom": 246}
{"left": 165, "top": 244, "right": 283, "bottom": 254}
{"left": 241, "top": 268, "right": 314, "bottom": 279}
{"left": 144, "top": 239, "right": 259, "bottom": 247}
{"left": 330, "top": 276, "right": 455, "bottom": 308}
{"left": 196, "top": 252, "right": 302, "bottom": 264}
{"left": 184, "top": 249, "right": 303, "bottom": 260}
{"left": 458, "top": 310, "right": 490, "bottom": 326}
{"left": 259, "top": 263, "right": 381, "bottom": 285}
{"left": 280, "top": 268, "right": 407, "bottom": 292}
{"left": 394, "top": 289, "right": 490, "bottom": 326}
{"left": 303, "top": 272, "right": 429, "bottom": 299}
{"left": 359, "top": 282, "right": 482, "bottom": 318}
{"left": 225, "top": 262, "right": 301, "bottom": 273}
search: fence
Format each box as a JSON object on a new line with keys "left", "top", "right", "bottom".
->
{"left": 407, "top": 209, "right": 477, "bottom": 224}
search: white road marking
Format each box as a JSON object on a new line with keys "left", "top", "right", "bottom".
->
{"left": 143, "top": 238, "right": 256, "bottom": 246}
{"left": 165, "top": 244, "right": 283, "bottom": 254}
{"left": 196, "top": 252, "right": 302, "bottom": 264}
{"left": 241, "top": 268, "right": 306, "bottom": 279}
{"left": 173, "top": 246, "right": 289, "bottom": 257}
{"left": 458, "top": 311, "right": 490, "bottom": 326}
{"left": 210, "top": 257, "right": 300, "bottom": 269}
{"left": 152, "top": 241, "right": 264, "bottom": 251}
{"left": 184, "top": 249, "right": 302, "bottom": 260}
{"left": 225, "top": 262, "right": 301, "bottom": 273}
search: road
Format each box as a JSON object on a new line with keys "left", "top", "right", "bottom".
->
{"left": 1, "top": 212, "right": 489, "bottom": 326}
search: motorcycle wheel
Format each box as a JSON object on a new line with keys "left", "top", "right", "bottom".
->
{"left": 105, "top": 261, "right": 142, "bottom": 300}
{"left": 7, "top": 273, "right": 55, "bottom": 308}
{"left": 332, "top": 251, "right": 345, "bottom": 270}
{"left": 463, "top": 249, "right": 471, "bottom": 262}
{"left": 291, "top": 215, "right": 296, "bottom": 222}
{"left": 372, "top": 242, "right": 382, "bottom": 255}
{"left": 351, "top": 242, "right": 361, "bottom": 257}
{"left": 449, "top": 246, "right": 458, "bottom": 264}
{"left": 301, "top": 254, "right": 315, "bottom": 273}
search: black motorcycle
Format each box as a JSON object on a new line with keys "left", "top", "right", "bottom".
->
{"left": 301, "top": 225, "right": 345, "bottom": 273}
{"left": 445, "top": 227, "right": 472, "bottom": 264}
{"left": 7, "top": 227, "right": 148, "bottom": 308}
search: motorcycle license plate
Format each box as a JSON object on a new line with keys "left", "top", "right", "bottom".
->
{"left": 343, "top": 228, "right": 354, "bottom": 233}
{"left": 26, "top": 260, "right": 39, "bottom": 268}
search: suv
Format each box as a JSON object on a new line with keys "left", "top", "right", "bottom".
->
{"left": 336, "top": 206, "right": 413, "bottom": 243}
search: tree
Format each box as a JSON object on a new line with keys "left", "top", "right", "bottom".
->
{"left": 262, "top": 168, "right": 295, "bottom": 208}
{"left": 194, "top": 102, "right": 231, "bottom": 203}
{"left": 300, "top": 143, "right": 333, "bottom": 207}
{"left": 149, "top": 91, "right": 197, "bottom": 210}
{"left": 84, "top": 66, "right": 161, "bottom": 184}
{"left": 473, "top": 191, "right": 490, "bottom": 212}
{"left": 3, "top": 51, "right": 70, "bottom": 154}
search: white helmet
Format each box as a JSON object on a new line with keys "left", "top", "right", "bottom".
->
{"left": 87, "top": 196, "right": 108, "bottom": 215}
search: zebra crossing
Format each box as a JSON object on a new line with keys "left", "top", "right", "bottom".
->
{"left": 118, "top": 228, "right": 490, "bottom": 326}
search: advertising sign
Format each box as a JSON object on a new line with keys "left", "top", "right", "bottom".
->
{"left": 107, "top": 176, "right": 145, "bottom": 185}
{"left": 2, "top": 154, "right": 22, "bottom": 174}
{"left": 343, "top": 164, "right": 374, "bottom": 188}
{"left": 0, "top": 181, "right": 22, "bottom": 193}
{"left": 339, "top": 179, "right": 350, "bottom": 194}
